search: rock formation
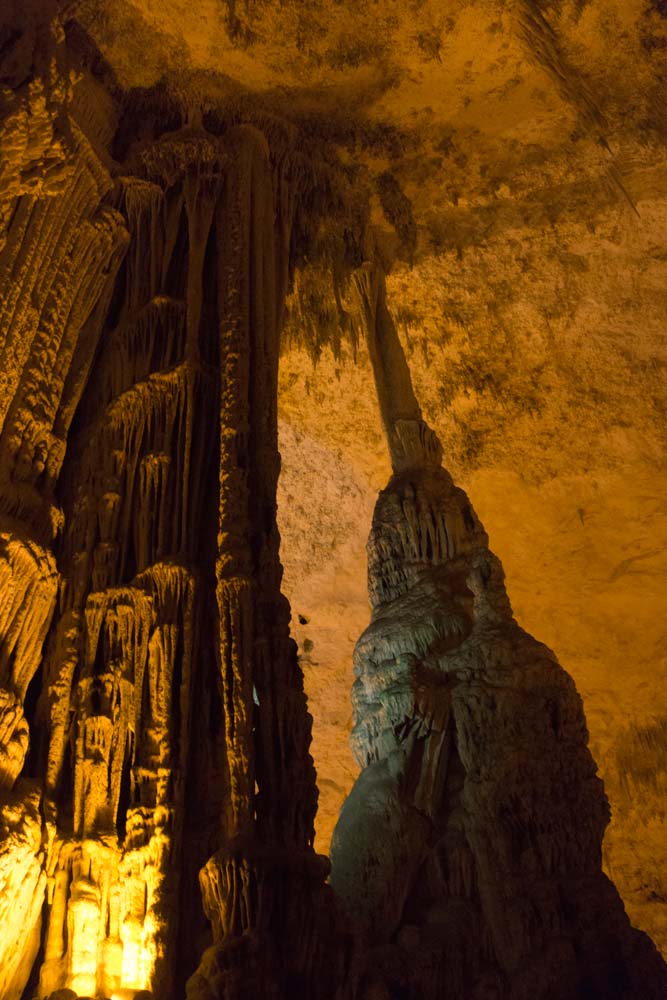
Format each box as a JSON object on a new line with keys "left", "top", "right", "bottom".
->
{"left": 330, "top": 263, "right": 667, "bottom": 999}
{"left": 0, "top": 6, "right": 345, "bottom": 995}
{"left": 0, "top": 1, "right": 666, "bottom": 998}
{"left": 0, "top": 5, "right": 129, "bottom": 994}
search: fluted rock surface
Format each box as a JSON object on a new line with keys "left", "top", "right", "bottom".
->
{"left": 0, "top": 782, "right": 45, "bottom": 1000}
{"left": 0, "top": 7, "right": 130, "bottom": 994}
{"left": 1, "top": 5, "right": 345, "bottom": 980}
{"left": 0, "top": 0, "right": 74, "bottom": 252}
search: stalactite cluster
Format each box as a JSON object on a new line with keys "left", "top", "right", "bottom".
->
{"left": 0, "top": 0, "right": 74, "bottom": 253}
{"left": 0, "top": 25, "right": 346, "bottom": 982}
{"left": 0, "top": 9, "right": 129, "bottom": 992}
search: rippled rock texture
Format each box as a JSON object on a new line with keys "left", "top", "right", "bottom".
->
{"left": 333, "top": 458, "right": 667, "bottom": 999}
{"left": 0, "top": 7, "right": 341, "bottom": 993}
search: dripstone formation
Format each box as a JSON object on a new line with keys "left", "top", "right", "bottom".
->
{"left": 0, "top": 4, "right": 666, "bottom": 1000}
{"left": 330, "top": 264, "right": 667, "bottom": 999}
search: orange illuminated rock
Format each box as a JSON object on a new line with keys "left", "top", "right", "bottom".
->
{"left": 0, "top": 0, "right": 666, "bottom": 996}
{"left": 330, "top": 262, "right": 667, "bottom": 999}
{"left": 0, "top": 689, "right": 29, "bottom": 789}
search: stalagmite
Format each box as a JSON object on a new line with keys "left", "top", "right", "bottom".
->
{"left": 329, "top": 262, "right": 667, "bottom": 1000}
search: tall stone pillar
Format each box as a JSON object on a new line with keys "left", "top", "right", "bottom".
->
{"left": 190, "top": 125, "right": 347, "bottom": 1000}
{"left": 0, "top": 7, "right": 128, "bottom": 997}
{"left": 330, "top": 262, "right": 667, "bottom": 1000}
{"left": 18, "top": 115, "right": 346, "bottom": 1000}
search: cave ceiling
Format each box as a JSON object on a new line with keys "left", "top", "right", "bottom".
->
{"left": 4, "top": 0, "right": 667, "bottom": 969}
{"left": 71, "top": 0, "right": 667, "bottom": 221}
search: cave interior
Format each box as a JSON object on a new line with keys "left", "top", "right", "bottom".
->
{"left": 0, "top": 2, "right": 666, "bottom": 999}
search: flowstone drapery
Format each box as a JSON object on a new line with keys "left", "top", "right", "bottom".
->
{"left": 329, "top": 263, "right": 667, "bottom": 1000}
{"left": 29, "top": 124, "right": 344, "bottom": 1000}
{"left": 0, "top": 11, "right": 128, "bottom": 992}
{"left": 0, "top": 10, "right": 345, "bottom": 989}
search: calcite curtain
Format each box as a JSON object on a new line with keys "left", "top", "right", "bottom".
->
{"left": 0, "top": 26, "right": 339, "bottom": 991}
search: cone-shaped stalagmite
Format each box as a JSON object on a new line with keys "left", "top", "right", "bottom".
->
{"left": 329, "top": 262, "right": 667, "bottom": 1000}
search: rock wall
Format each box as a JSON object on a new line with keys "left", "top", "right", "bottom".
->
{"left": 28, "top": 120, "right": 343, "bottom": 999}
{"left": 0, "top": 5, "right": 129, "bottom": 994}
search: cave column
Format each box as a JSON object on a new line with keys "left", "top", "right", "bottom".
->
{"left": 191, "top": 125, "right": 336, "bottom": 999}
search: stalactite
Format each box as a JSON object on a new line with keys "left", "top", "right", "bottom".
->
{"left": 34, "top": 148, "right": 202, "bottom": 996}
{"left": 28, "top": 121, "right": 310, "bottom": 1000}
{"left": 82, "top": 297, "right": 188, "bottom": 424}
{"left": 119, "top": 179, "right": 166, "bottom": 316}
{"left": 0, "top": 688, "right": 29, "bottom": 789}
{"left": 3, "top": 35, "right": 353, "bottom": 990}
{"left": 330, "top": 261, "right": 667, "bottom": 1000}
{"left": 0, "top": 125, "right": 127, "bottom": 492}
{"left": 0, "top": 526, "right": 59, "bottom": 1000}
{"left": 0, "top": 527, "right": 58, "bottom": 701}
{"left": 38, "top": 563, "right": 197, "bottom": 999}
{"left": 1, "top": 4, "right": 666, "bottom": 994}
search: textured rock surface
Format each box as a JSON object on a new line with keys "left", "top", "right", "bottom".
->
{"left": 1, "top": 7, "right": 345, "bottom": 991}
{"left": 0, "top": 5, "right": 129, "bottom": 992}
{"left": 0, "top": 782, "right": 45, "bottom": 1000}
{"left": 31, "top": 120, "right": 343, "bottom": 998}
{"left": 329, "top": 263, "right": 667, "bottom": 998}
{"left": 0, "top": 0, "right": 665, "bottom": 996}
{"left": 0, "top": 0, "right": 74, "bottom": 251}
{"left": 333, "top": 455, "right": 667, "bottom": 998}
